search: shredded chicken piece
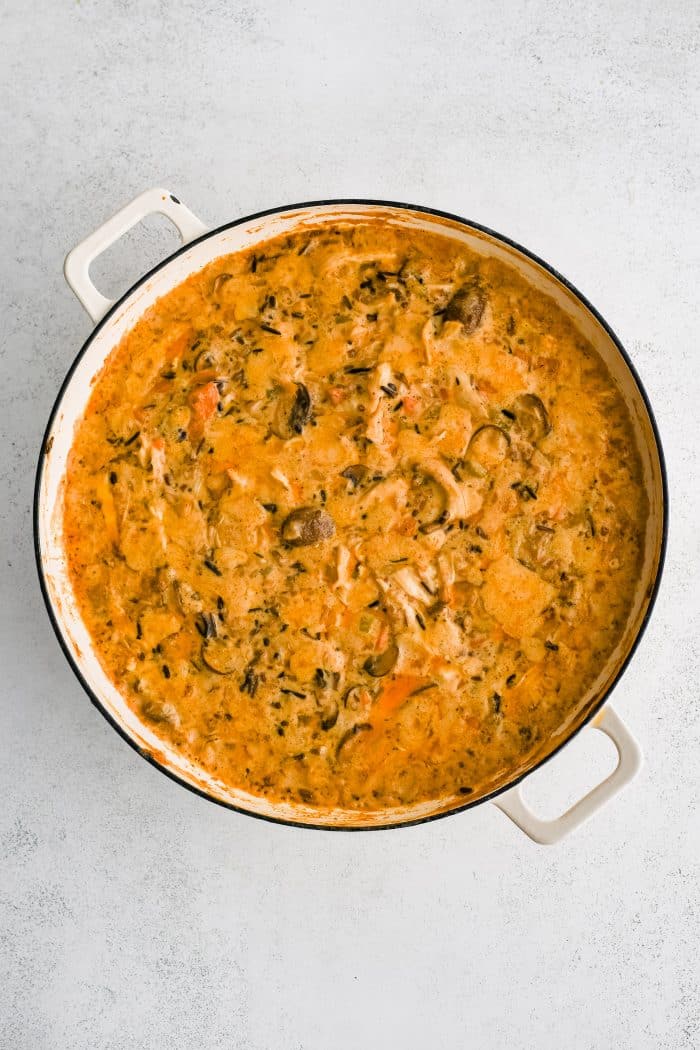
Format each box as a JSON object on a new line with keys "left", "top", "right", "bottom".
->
{"left": 226, "top": 469, "right": 251, "bottom": 488}
{"left": 333, "top": 544, "right": 355, "bottom": 591}
{"left": 150, "top": 442, "right": 166, "bottom": 483}
{"left": 437, "top": 552, "right": 456, "bottom": 603}
{"left": 419, "top": 457, "right": 482, "bottom": 521}
{"left": 359, "top": 476, "right": 409, "bottom": 513}
{"left": 393, "top": 566, "right": 431, "bottom": 604}
{"left": 451, "top": 368, "right": 489, "bottom": 418}
{"left": 421, "top": 317, "right": 439, "bottom": 364}
{"left": 364, "top": 362, "right": 394, "bottom": 446}
{"left": 270, "top": 467, "right": 292, "bottom": 492}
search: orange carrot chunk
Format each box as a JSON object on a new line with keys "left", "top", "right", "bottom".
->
{"left": 373, "top": 675, "right": 425, "bottom": 722}
{"left": 190, "top": 381, "right": 220, "bottom": 422}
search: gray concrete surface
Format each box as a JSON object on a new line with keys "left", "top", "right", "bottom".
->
{"left": 1, "top": 2, "right": 698, "bottom": 1048}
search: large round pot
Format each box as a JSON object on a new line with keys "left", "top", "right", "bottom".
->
{"left": 35, "top": 189, "right": 667, "bottom": 842}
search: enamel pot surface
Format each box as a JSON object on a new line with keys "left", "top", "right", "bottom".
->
{"left": 35, "top": 189, "right": 667, "bottom": 842}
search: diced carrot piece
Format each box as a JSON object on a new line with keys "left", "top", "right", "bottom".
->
{"left": 190, "top": 382, "right": 219, "bottom": 423}
{"left": 165, "top": 331, "right": 193, "bottom": 359}
{"left": 373, "top": 675, "right": 425, "bottom": 722}
{"left": 402, "top": 395, "right": 420, "bottom": 415}
{"left": 328, "top": 386, "right": 347, "bottom": 405}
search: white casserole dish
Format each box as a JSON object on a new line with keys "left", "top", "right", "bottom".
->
{"left": 35, "top": 188, "right": 667, "bottom": 842}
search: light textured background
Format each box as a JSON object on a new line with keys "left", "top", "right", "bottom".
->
{"left": 1, "top": 2, "right": 698, "bottom": 1048}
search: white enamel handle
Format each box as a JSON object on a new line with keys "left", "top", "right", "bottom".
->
{"left": 493, "top": 705, "right": 642, "bottom": 845}
{"left": 64, "top": 187, "right": 209, "bottom": 324}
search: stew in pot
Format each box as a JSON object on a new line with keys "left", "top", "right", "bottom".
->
{"left": 63, "top": 221, "right": 647, "bottom": 811}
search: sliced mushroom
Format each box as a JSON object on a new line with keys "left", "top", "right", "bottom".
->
{"left": 393, "top": 567, "right": 431, "bottom": 604}
{"left": 141, "top": 699, "right": 180, "bottom": 727}
{"left": 340, "top": 463, "right": 369, "bottom": 489}
{"left": 336, "top": 722, "right": 373, "bottom": 757}
{"left": 193, "top": 345, "right": 213, "bottom": 370}
{"left": 343, "top": 684, "right": 371, "bottom": 711}
{"left": 511, "top": 394, "right": 551, "bottom": 442}
{"left": 467, "top": 424, "right": 511, "bottom": 470}
{"left": 281, "top": 508, "right": 335, "bottom": 547}
{"left": 193, "top": 337, "right": 228, "bottom": 371}
{"left": 444, "top": 282, "right": 486, "bottom": 334}
{"left": 364, "top": 641, "right": 399, "bottom": 677}
{"left": 319, "top": 699, "right": 339, "bottom": 731}
{"left": 409, "top": 470, "right": 447, "bottom": 532}
{"left": 288, "top": 383, "right": 312, "bottom": 435}
{"left": 201, "top": 637, "right": 239, "bottom": 675}
{"left": 271, "top": 383, "right": 312, "bottom": 439}
{"left": 212, "top": 273, "right": 233, "bottom": 295}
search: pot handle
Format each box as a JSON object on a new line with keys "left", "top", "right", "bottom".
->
{"left": 493, "top": 705, "right": 642, "bottom": 845}
{"left": 64, "top": 187, "right": 209, "bottom": 324}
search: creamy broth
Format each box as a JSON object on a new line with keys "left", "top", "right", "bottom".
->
{"left": 63, "top": 222, "right": 647, "bottom": 811}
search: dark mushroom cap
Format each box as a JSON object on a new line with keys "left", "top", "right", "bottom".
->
{"left": 340, "top": 463, "right": 369, "bottom": 489}
{"left": 467, "top": 424, "right": 511, "bottom": 469}
{"left": 281, "top": 507, "right": 335, "bottom": 546}
{"left": 319, "top": 699, "right": 339, "bottom": 731}
{"left": 444, "top": 282, "right": 487, "bottom": 334}
{"left": 363, "top": 641, "right": 399, "bottom": 677}
{"left": 289, "top": 383, "right": 312, "bottom": 435}
{"left": 511, "top": 393, "right": 551, "bottom": 442}
{"left": 201, "top": 638, "right": 239, "bottom": 674}
{"left": 272, "top": 383, "right": 313, "bottom": 439}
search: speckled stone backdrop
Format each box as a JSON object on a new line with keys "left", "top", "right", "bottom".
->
{"left": 1, "top": 2, "right": 698, "bottom": 1048}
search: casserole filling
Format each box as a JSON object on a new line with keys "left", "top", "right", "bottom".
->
{"left": 63, "top": 221, "right": 647, "bottom": 811}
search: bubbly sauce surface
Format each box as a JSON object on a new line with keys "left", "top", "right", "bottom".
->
{"left": 64, "top": 221, "right": 647, "bottom": 812}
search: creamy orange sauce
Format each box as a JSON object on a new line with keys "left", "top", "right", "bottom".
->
{"left": 64, "top": 222, "right": 647, "bottom": 811}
